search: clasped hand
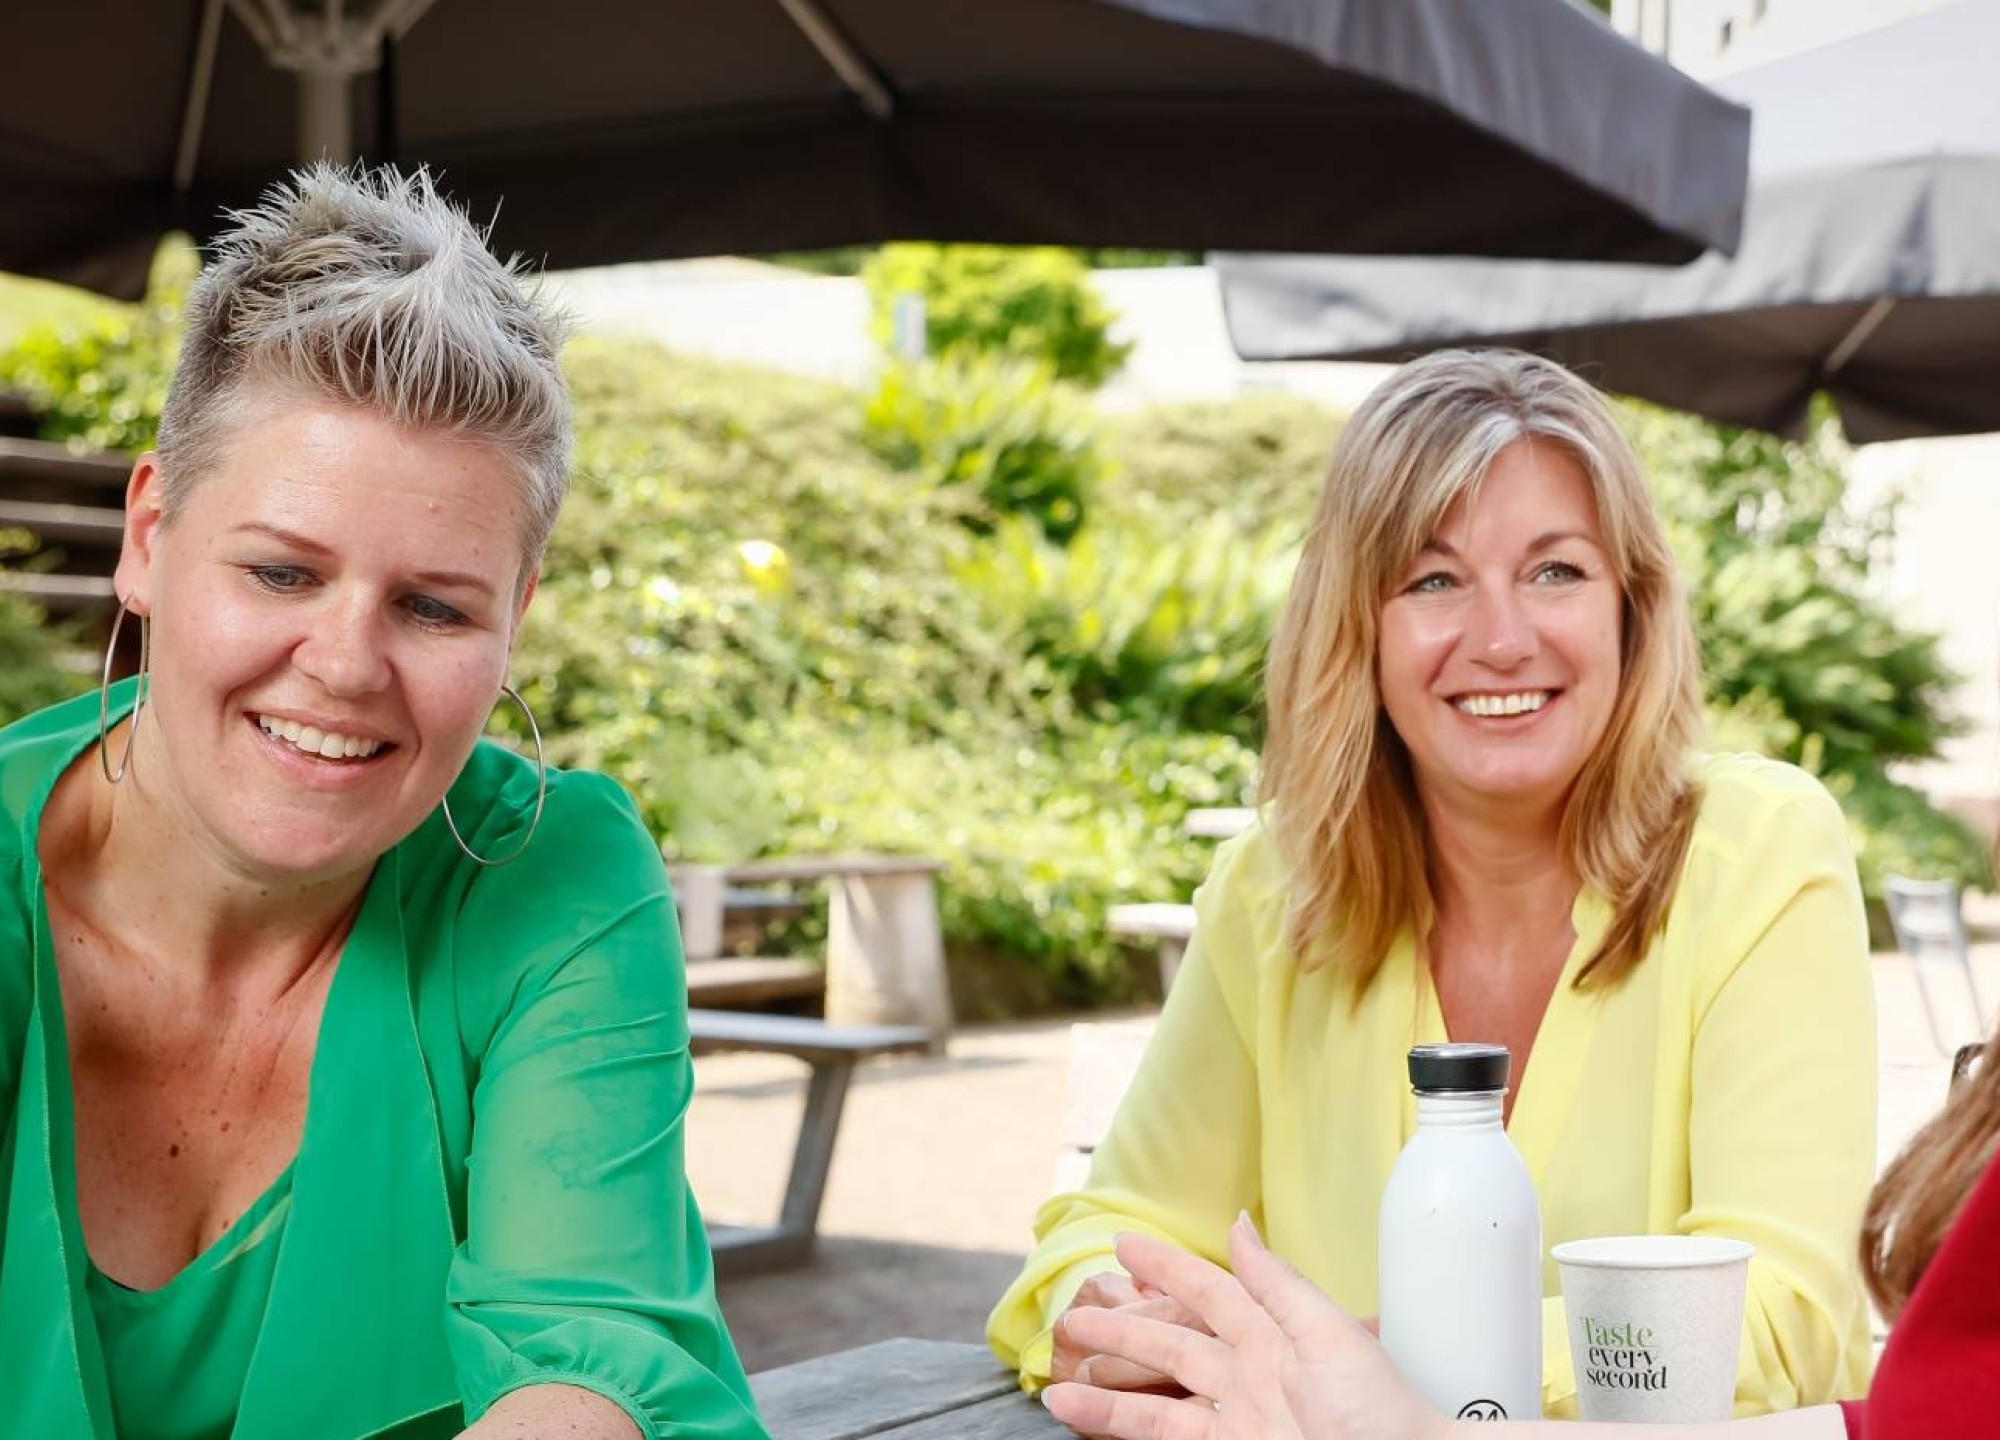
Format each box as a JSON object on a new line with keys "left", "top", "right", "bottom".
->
{"left": 1043, "top": 1215, "right": 1451, "bottom": 1440}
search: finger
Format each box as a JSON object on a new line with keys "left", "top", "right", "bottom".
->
{"left": 1114, "top": 1232, "right": 1270, "bottom": 1349}
{"left": 1071, "top": 1349, "right": 1181, "bottom": 1394}
{"left": 1063, "top": 1305, "right": 1233, "bottom": 1399}
{"left": 1226, "top": 1212, "right": 1355, "bottom": 1347}
{"left": 1124, "top": 1293, "right": 1216, "bottom": 1337}
{"left": 1074, "top": 1272, "right": 1148, "bottom": 1310}
{"left": 1044, "top": 1383, "right": 1215, "bottom": 1440}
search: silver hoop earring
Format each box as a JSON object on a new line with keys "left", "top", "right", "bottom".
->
{"left": 98, "top": 596, "right": 151, "bottom": 785}
{"left": 441, "top": 684, "right": 547, "bottom": 867}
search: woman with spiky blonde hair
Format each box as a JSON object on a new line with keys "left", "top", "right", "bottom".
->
{"left": 992, "top": 350, "right": 1876, "bottom": 1420}
{"left": 0, "top": 166, "right": 765, "bottom": 1440}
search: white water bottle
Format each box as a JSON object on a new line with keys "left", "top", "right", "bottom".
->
{"left": 1379, "top": 1042, "right": 1543, "bottom": 1423}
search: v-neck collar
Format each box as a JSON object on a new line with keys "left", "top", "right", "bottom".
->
{"left": 0, "top": 683, "right": 463, "bottom": 1440}
{"left": 1405, "top": 884, "right": 1613, "bottom": 1181}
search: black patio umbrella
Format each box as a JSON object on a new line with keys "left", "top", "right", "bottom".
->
{"left": 0, "top": 0, "right": 1750, "bottom": 302}
{"left": 1215, "top": 1, "right": 2000, "bottom": 444}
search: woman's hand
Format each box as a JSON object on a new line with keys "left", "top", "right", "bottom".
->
{"left": 1043, "top": 1215, "right": 1452, "bottom": 1440}
{"left": 1053, "top": 1269, "right": 1211, "bottom": 1393}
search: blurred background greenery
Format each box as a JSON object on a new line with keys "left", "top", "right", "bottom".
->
{"left": 0, "top": 239, "right": 1982, "bottom": 1007}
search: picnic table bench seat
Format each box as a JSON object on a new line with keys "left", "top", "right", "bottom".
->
{"left": 1103, "top": 809, "right": 1250, "bottom": 991}
{"left": 688, "top": 1007, "right": 932, "bottom": 1275}
{"left": 1106, "top": 901, "right": 1195, "bottom": 989}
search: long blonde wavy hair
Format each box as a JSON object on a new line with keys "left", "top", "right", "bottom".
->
{"left": 1260, "top": 350, "right": 1704, "bottom": 997}
{"left": 1863, "top": 1031, "right": 2000, "bottom": 1318}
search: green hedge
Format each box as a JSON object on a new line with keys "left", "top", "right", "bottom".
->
{"left": 2, "top": 277, "right": 1984, "bottom": 1003}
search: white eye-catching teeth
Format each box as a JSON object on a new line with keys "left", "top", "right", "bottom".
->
{"left": 1455, "top": 691, "right": 1551, "bottom": 718}
{"left": 256, "top": 714, "right": 384, "bottom": 760}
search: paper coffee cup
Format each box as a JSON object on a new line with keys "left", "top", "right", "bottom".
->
{"left": 1553, "top": 1235, "right": 1754, "bottom": 1423}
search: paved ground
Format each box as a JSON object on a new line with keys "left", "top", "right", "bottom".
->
{"left": 694, "top": 949, "right": 1997, "bottom": 1376}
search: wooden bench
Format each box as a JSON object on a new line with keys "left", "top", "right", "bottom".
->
{"left": 688, "top": 1008, "right": 932, "bottom": 1275}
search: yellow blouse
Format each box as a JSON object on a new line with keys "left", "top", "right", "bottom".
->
{"left": 989, "top": 753, "right": 1877, "bottom": 1417}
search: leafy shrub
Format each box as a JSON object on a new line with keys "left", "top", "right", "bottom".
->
{"left": 952, "top": 514, "right": 1293, "bottom": 739}
{"left": 513, "top": 336, "right": 1264, "bottom": 997}
{"left": 1100, "top": 391, "right": 1342, "bottom": 537}
{"left": 1634, "top": 401, "right": 1983, "bottom": 891}
{"left": 862, "top": 243, "right": 1132, "bottom": 387}
{"left": 1833, "top": 769, "right": 1993, "bottom": 898}
{"left": 0, "top": 587, "right": 89, "bottom": 727}
{"left": 514, "top": 338, "right": 1054, "bottom": 836}
{"left": 1636, "top": 401, "right": 1962, "bottom": 779}
{"left": 0, "top": 239, "right": 193, "bottom": 453}
{"left": 751, "top": 713, "right": 1258, "bottom": 1003}
{"left": 863, "top": 355, "right": 1102, "bottom": 542}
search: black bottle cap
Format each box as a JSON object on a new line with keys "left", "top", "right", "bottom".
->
{"left": 1407, "top": 1042, "right": 1511, "bottom": 1094}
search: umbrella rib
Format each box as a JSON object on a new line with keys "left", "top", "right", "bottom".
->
{"left": 226, "top": 0, "right": 279, "bottom": 52}
{"left": 772, "top": 0, "right": 895, "bottom": 121}
{"left": 175, "top": 0, "right": 230, "bottom": 194}
{"left": 254, "top": 0, "right": 302, "bottom": 51}
{"left": 1823, "top": 296, "right": 1896, "bottom": 378}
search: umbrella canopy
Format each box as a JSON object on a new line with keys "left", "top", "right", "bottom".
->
{"left": 0, "top": 0, "right": 1749, "bottom": 301}
{"left": 1215, "top": 1, "right": 2000, "bottom": 444}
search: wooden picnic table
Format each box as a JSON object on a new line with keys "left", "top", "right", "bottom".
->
{"left": 672, "top": 853, "right": 953, "bottom": 1041}
{"left": 752, "top": 1338, "right": 1060, "bottom": 1440}
{"left": 1106, "top": 809, "right": 1253, "bottom": 990}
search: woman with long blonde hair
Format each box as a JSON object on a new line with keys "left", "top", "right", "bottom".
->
{"left": 990, "top": 350, "right": 1877, "bottom": 1418}
{"left": 1042, "top": 1032, "right": 2000, "bottom": 1439}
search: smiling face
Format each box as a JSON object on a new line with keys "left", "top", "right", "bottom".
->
{"left": 114, "top": 394, "right": 536, "bottom": 887}
{"left": 1376, "top": 437, "right": 1624, "bottom": 827}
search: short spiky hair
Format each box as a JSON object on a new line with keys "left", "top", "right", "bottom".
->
{"left": 156, "top": 162, "right": 573, "bottom": 565}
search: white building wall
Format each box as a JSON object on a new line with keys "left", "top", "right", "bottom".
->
{"left": 1617, "top": 0, "right": 1953, "bottom": 78}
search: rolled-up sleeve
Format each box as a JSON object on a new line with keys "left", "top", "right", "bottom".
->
{"left": 442, "top": 778, "right": 764, "bottom": 1440}
{"left": 986, "top": 832, "right": 1266, "bottom": 1389}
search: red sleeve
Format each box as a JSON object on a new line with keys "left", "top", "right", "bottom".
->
{"left": 1854, "top": 1153, "right": 2000, "bottom": 1440}
{"left": 1839, "top": 1399, "right": 1866, "bottom": 1439}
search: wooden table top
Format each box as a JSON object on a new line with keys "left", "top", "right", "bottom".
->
{"left": 751, "top": 1338, "right": 1066, "bottom": 1440}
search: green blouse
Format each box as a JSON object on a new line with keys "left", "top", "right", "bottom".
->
{"left": 0, "top": 683, "right": 768, "bottom": 1440}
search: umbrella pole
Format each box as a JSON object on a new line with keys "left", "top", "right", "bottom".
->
{"left": 300, "top": 68, "right": 354, "bottom": 164}
{"left": 224, "top": 0, "right": 441, "bottom": 166}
